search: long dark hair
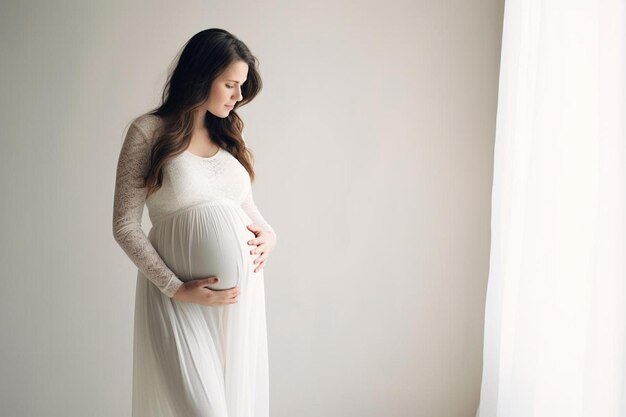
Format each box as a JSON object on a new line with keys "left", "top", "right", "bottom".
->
{"left": 144, "top": 28, "right": 263, "bottom": 198}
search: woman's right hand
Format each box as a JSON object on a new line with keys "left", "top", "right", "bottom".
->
{"left": 172, "top": 276, "right": 240, "bottom": 306}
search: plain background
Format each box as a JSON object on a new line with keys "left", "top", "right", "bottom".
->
{"left": 0, "top": 0, "right": 504, "bottom": 416}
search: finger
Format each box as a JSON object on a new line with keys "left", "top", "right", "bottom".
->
{"left": 227, "top": 288, "right": 240, "bottom": 304}
{"left": 218, "top": 289, "right": 237, "bottom": 304}
{"left": 249, "top": 233, "right": 268, "bottom": 244}
{"left": 201, "top": 278, "right": 219, "bottom": 290}
{"left": 203, "top": 276, "right": 219, "bottom": 285}
{"left": 225, "top": 292, "right": 238, "bottom": 302}
{"left": 253, "top": 253, "right": 267, "bottom": 265}
{"left": 228, "top": 286, "right": 240, "bottom": 297}
{"left": 250, "top": 244, "right": 266, "bottom": 255}
{"left": 254, "top": 260, "right": 266, "bottom": 273}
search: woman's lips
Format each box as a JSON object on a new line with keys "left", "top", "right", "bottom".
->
{"left": 225, "top": 104, "right": 234, "bottom": 109}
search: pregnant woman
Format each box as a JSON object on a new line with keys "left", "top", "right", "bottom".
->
{"left": 112, "top": 28, "right": 277, "bottom": 417}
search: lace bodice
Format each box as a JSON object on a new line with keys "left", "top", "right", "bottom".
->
{"left": 112, "top": 114, "right": 276, "bottom": 298}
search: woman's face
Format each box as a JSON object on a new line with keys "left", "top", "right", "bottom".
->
{"left": 205, "top": 60, "right": 249, "bottom": 118}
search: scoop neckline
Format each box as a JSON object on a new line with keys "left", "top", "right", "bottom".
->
{"left": 183, "top": 147, "right": 222, "bottom": 160}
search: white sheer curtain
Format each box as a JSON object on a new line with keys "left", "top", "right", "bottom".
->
{"left": 476, "top": 0, "right": 625, "bottom": 416}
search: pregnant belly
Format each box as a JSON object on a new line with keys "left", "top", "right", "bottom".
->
{"left": 149, "top": 201, "right": 256, "bottom": 290}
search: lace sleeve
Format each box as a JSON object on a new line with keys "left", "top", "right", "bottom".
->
{"left": 241, "top": 188, "right": 277, "bottom": 241}
{"left": 112, "top": 119, "right": 184, "bottom": 298}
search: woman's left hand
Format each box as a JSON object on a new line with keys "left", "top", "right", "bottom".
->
{"left": 246, "top": 225, "right": 277, "bottom": 273}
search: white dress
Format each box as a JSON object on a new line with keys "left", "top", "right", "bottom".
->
{"left": 112, "top": 114, "right": 275, "bottom": 417}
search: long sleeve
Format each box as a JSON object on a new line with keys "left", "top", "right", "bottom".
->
{"left": 240, "top": 188, "right": 277, "bottom": 241}
{"left": 112, "top": 120, "right": 184, "bottom": 298}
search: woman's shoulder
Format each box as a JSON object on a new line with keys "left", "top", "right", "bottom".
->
{"left": 130, "top": 113, "right": 164, "bottom": 141}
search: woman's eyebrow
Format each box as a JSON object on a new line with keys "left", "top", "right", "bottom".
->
{"left": 226, "top": 79, "right": 246, "bottom": 83}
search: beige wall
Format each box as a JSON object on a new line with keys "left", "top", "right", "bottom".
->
{"left": 0, "top": 0, "right": 503, "bottom": 415}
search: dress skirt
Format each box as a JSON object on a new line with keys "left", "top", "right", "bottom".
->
{"left": 131, "top": 199, "right": 269, "bottom": 417}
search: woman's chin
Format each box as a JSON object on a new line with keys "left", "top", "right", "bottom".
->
{"left": 207, "top": 109, "right": 231, "bottom": 118}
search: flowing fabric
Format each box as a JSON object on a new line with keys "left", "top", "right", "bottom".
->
{"left": 133, "top": 200, "right": 268, "bottom": 417}
{"left": 476, "top": 1, "right": 626, "bottom": 416}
